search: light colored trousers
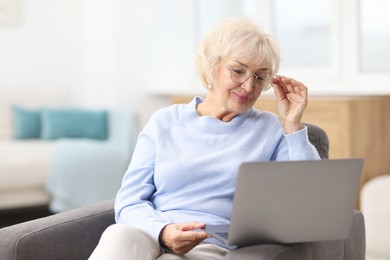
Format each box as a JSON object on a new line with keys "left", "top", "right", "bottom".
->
{"left": 89, "top": 224, "right": 230, "bottom": 260}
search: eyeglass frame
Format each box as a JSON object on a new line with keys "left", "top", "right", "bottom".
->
{"left": 221, "top": 59, "right": 272, "bottom": 91}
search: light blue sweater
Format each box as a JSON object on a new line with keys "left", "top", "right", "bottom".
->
{"left": 115, "top": 96, "right": 320, "bottom": 246}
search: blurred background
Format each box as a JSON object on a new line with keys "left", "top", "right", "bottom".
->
{"left": 1, "top": 0, "right": 389, "bottom": 125}
{"left": 0, "top": 0, "right": 389, "bottom": 259}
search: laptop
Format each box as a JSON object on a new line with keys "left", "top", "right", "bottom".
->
{"left": 205, "top": 158, "right": 363, "bottom": 247}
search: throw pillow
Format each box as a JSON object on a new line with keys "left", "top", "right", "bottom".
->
{"left": 40, "top": 108, "right": 108, "bottom": 140}
{"left": 12, "top": 106, "right": 41, "bottom": 139}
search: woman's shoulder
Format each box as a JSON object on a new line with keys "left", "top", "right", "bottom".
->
{"left": 245, "top": 108, "right": 283, "bottom": 132}
{"left": 153, "top": 103, "right": 189, "bottom": 118}
{"left": 148, "top": 102, "right": 194, "bottom": 127}
{"left": 249, "top": 107, "right": 279, "bottom": 122}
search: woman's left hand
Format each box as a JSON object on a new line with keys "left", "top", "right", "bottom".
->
{"left": 272, "top": 75, "right": 308, "bottom": 134}
{"left": 159, "top": 222, "right": 210, "bottom": 255}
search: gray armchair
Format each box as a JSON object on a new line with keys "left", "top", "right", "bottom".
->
{"left": 0, "top": 124, "right": 365, "bottom": 260}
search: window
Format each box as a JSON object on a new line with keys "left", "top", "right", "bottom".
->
{"left": 150, "top": 0, "right": 390, "bottom": 95}
{"left": 269, "top": 0, "right": 342, "bottom": 92}
{"left": 273, "top": 0, "right": 332, "bottom": 68}
{"left": 194, "top": 0, "right": 244, "bottom": 46}
{"left": 359, "top": 0, "right": 390, "bottom": 72}
{"left": 191, "top": 0, "right": 344, "bottom": 93}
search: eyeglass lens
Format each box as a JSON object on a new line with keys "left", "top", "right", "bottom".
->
{"left": 230, "top": 67, "right": 269, "bottom": 88}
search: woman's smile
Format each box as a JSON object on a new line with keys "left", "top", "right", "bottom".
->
{"left": 232, "top": 91, "right": 251, "bottom": 104}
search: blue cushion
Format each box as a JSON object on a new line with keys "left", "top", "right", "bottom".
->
{"left": 12, "top": 106, "right": 41, "bottom": 139}
{"left": 40, "top": 108, "right": 108, "bottom": 140}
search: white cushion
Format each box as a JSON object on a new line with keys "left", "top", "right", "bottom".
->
{"left": 0, "top": 189, "right": 50, "bottom": 209}
{"left": 361, "top": 175, "right": 390, "bottom": 258}
{"left": 0, "top": 140, "right": 53, "bottom": 191}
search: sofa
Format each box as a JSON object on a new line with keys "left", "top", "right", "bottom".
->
{"left": 0, "top": 123, "right": 366, "bottom": 259}
{"left": 0, "top": 87, "right": 138, "bottom": 212}
{"left": 0, "top": 87, "right": 69, "bottom": 210}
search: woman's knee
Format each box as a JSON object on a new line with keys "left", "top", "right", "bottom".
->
{"left": 100, "top": 224, "right": 135, "bottom": 242}
{"left": 101, "top": 224, "right": 158, "bottom": 247}
{"left": 90, "top": 224, "right": 161, "bottom": 260}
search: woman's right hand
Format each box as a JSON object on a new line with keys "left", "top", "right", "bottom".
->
{"left": 159, "top": 222, "right": 210, "bottom": 255}
{"left": 272, "top": 75, "right": 308, "bottom": 134}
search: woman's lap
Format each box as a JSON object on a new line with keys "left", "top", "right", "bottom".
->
{"left": 89, "top": 224, "right": 230, "bottom": 260}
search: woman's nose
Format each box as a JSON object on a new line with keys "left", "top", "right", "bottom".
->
{"left": 241, "top": 76, "right": 255, "bottom": 92}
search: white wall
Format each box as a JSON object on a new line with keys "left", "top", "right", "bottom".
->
{"left": 83, "top": 0, "right": 204, "bottom": 126}
{"left": 0, "top": 0, "right": 84, "bottom": 92}
{"left": 81, "top": 0, "right": 119, "bottom": 108}
{"left": 115, "top": 0, "right": 194, "bottom": 126}
{"left": 0, "top": 0, "right": 185, "bottom": 127}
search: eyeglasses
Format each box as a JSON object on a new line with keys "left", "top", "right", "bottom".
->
{"left": 222, "top": 59, "right": 271, "bottom": 91}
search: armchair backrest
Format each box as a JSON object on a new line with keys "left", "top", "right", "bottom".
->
{"left": 304, "top": 123, "right": 329, "bottom": 159}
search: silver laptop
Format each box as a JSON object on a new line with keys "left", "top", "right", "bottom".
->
{"left": 205, "top": 158, "right": 363, "bottom": 247}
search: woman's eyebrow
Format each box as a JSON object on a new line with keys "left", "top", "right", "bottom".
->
{"left": 232, "top": 60, "right": 248, "bottom": 68}
{"left": 232, "top": 60, "right": 269, "bottom": 72}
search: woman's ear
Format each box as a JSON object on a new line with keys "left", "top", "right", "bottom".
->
{"left": 205, "top": 75, "right": 213, "bottom": 89}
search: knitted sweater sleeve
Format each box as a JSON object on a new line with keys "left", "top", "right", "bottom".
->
{"left": 114, "top": 116, "right": 173, "bottom": 241}
{"left": 272, "top": 126, "right": 321, "bottom": 161}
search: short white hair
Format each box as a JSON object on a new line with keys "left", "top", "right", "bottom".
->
{"left": 195, "top": 17, "right": 280, "bottom": 89}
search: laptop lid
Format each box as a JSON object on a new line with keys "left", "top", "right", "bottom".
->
{"left": 226, "top": 158, "right": 363, "bottom": 247}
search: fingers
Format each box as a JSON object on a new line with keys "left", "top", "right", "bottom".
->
{"left": 159, "top": 222, "right": 210, "bottom": 255}
{"left": 178, "top": 230, "right": 209, "bottom": 243}
{"left": 180, "top": 222, "right": 206, "bottom": 231}
{"left": 272, "top": 75, "right": 307, "bottom": 96}
{"left": 271, "top": 75, "right": 308, "bottom": 133}
{"left": 177, "top": 222, "right": 209, "bottom": 241}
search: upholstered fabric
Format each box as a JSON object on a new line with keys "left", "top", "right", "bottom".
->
{"left": 40, "top": 108, "right": 108, "bottom": 140}
{"left": 12, "top": 106, "right": 41, "bottom": 139}
{"left": 0, "top": 87, "right": 67, "bottom": 209}
{"left": 0, "top": 202, "right": 365, "bottom": 260}
{"left": 0, "top": 140, "right": 53, "bottom": 209}
{"left": 0, "top": 109, "right": 136, "bottom": 211}
{"left": 46, "top": 109, "right": 138, "bottom": 212}
{"left": 304, "top": 122, "right": 329, "bottom": 159}
{"left": 361, "top": 175, "right": 390, "bottom": 260}
{"left": 0, "top": 200, "right": 115, "bottom": 260}
{"left": 224, "top": 210, "right": 365, "bottom": 260}
{"left": 0, "top": 87, "right": 69, "bottom": 141}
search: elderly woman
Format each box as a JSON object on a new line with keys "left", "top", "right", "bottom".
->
{"left": 89, "top": 17, "right": 320, "bottom": 260}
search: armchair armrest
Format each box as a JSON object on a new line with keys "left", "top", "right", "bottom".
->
{"left": 0, "top": 200, "right": 115, "bottom": 260}
{"left": 224, "top": 210, "right": 365, "bottom": 260}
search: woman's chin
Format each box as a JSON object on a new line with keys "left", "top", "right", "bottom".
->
{"left": 229, "top": 102, "right": 252, "bottom": 115}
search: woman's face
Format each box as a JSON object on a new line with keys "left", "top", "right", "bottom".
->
{"left": 209, "top": 56, "right": 270, "bottom": 117}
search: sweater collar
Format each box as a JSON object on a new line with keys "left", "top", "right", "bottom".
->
{"left": 185, "top": 96, "right": 253, "bottom": 134}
